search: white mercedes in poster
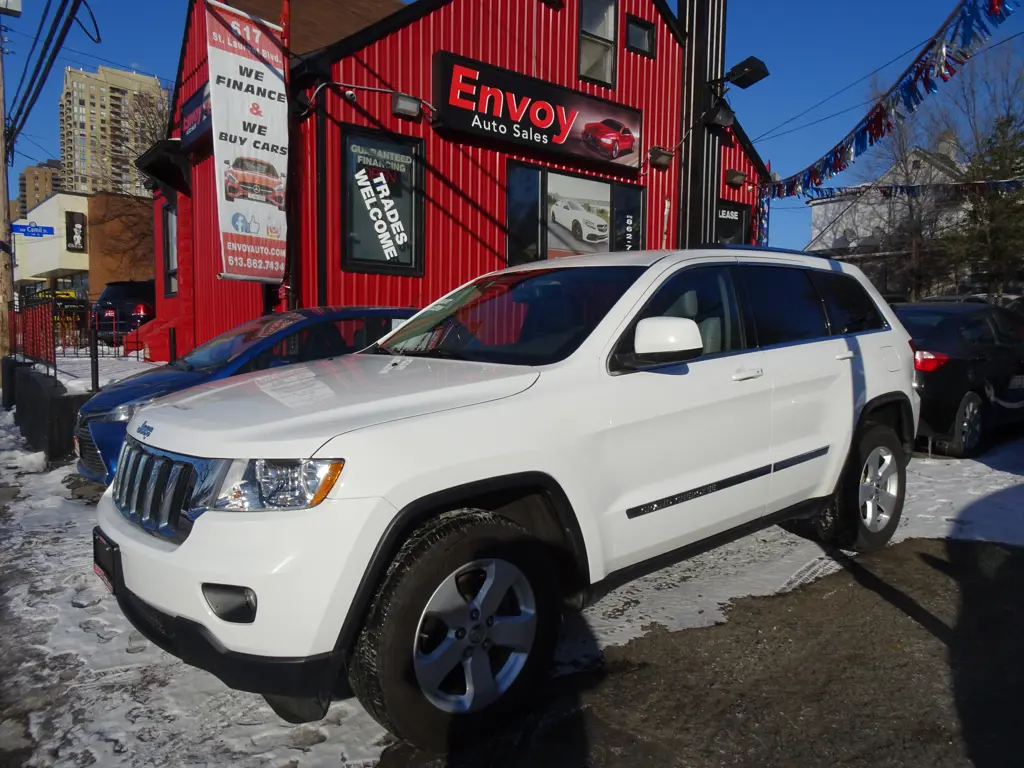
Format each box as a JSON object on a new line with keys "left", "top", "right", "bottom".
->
{"left": 549, "top": 199, "right": 609, "bottom": 244}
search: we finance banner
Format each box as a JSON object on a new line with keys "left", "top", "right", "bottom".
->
{"left": 205, "top": 0, "right": 288, "bottom": 283}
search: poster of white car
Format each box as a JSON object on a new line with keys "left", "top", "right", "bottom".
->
{"left": 550, "top": 199, "right": 609, "bottom": 244}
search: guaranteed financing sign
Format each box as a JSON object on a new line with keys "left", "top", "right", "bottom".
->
{"left": 205, "top": 0, "right": 288, "bottom": 283}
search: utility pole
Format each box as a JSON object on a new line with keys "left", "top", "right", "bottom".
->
{"left": 0, "top": 28, "right": 11, "bottom": 358}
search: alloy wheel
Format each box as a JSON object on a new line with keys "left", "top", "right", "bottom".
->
{"left": 413, "top": 558, "right": 537, "bottom": 714}
{"left": 858, "top": 446, "right": 900, "bottom": 533}
{"left": 960, "top": 398, "right": 982, "bottom": 453}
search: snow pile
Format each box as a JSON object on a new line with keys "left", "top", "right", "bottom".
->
{"left": 0, "top": 411, "right": 1022, "bottom": 765}
{"left": 0, "top": 449, "right": 46, "bottom": 473}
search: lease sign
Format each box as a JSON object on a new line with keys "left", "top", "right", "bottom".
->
{"left": 205, "top": 0, "right": 288, "bottom": 283}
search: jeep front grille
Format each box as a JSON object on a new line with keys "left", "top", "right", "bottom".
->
{"left": 112, "top": 438, "right": 224, "bottom": 544}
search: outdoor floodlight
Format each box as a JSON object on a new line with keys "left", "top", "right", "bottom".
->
{"left": 391, "top": 92, "right": 423, "bottom": 120}
{"left": 724, "top": 56, "right": 770, "bottom": 90}
{"left": 725, "top": 169, "right": 748, "bottom": 189}
{"left": 647, "top": 146, "right": 675, "bottom": 171}
{"left": 704, "top": 100, "right": 735, "bottom": 128}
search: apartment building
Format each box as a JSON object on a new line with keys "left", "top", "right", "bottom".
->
{"left": 59, "top": 66, "right": 167, "bottom": 197}
{"left": 18, "top": 159, "right": 62, "bottom": 217}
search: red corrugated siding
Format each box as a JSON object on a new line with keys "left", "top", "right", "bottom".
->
{"left": 311, "top": 0, "right": 685, "bottom": 309}
{"left": 719, "top": 126, "right": 760, "bottom": 245}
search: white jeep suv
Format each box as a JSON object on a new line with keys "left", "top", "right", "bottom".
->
{"left": 93, "top": 247, "right": 918, "bottom": 750}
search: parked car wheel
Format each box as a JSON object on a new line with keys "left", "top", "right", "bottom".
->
{"left": 348, "top": 510, "right": 561, "bottom": 752}
{"left": 782, "top": 425, "right": 905, "bottom": 553}
{"left": 571, "top": 221, "right": 583, "bottom": 241}
{"left": 550, "top": 209, "right": 556, "bottom": 222}
{"left": 941, "top": 390, "right": 986, "bottom": 459}
{"left": 610, "top": 142, "right": 619, "bottom": 159}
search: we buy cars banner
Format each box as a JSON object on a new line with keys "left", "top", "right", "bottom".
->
{"left": 205, "top": 0, "right": 288, "bottom": 283}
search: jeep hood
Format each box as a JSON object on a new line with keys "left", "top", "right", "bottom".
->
{"left": 127, "top": 353, "right": 539, "bottom": 458}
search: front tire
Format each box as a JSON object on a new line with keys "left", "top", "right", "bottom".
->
{"left": 348, "top": 511, "right": 561, "bottom": 752}
{"left": 572, "top": 221, "right": 583, "bottom": 241}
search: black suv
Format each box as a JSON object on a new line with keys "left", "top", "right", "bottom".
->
{"left": 93, "top": 280, "right": 156, "bottom": 344}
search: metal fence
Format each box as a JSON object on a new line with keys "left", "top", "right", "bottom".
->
{"left": 8, "top": 297, "right": 145, "bottom": 386}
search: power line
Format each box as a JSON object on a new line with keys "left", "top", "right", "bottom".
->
{"left": 18, "top": 132, "right": 58, "bottom": 158}
{"left": 5, "top": 26, "right": 171, "bottom": 84}
{"left": 8, "top": 0, "right": 72, "bottom": 133}
{"left": 753, "top": 36, "right": 932, "bottom": 143}
{"left": 9, "top": 0, "right": 54, "bottom": 111}
{"left": 756, "top": 98, "right": 878, "bottom": 144}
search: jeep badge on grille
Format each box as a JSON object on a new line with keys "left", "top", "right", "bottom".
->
{"left": 136, "top": 421, "right": 154, "bottom": 439}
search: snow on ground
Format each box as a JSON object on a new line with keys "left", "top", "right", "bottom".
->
{"left": 0, "top": 413, "right": 1022, "bottom": 766}
{"left": 44, "top": 354, "right": 157, "bottom": 394}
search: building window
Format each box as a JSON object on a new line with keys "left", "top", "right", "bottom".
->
{"left": 341, "top": 127, "right": 424, "bottom": 277}
{"left": 163, "top": 204, "right": 178, "bottom": 296}
{"left": 505, "top": 161, "right": 644, "bottom": 266}
{"left": 625, "top": 15, "right": 655, "bottom": 57}
{"left": 579, "top": 0, "right": 617, "bottom": 87}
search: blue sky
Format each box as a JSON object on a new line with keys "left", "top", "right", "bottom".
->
{"left": 4, "top": 0, "right": 1019, "bottom": 249}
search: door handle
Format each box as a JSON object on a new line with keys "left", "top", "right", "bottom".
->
{"left": 732, "top": 368, "right": 764, "bottom": 381}
{"left": 835, "top": 351, "right": 857, "bottom": 361}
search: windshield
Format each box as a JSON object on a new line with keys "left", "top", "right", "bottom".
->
{"left": 566, "top": 201, "right": 583, "bottom": 211}
{"left": 178, "top": 312, "right": 305, "bottom": 369}
{"left": 375, "top": 266, "right": 644, "bottom": 366}
{"left": 233, "top": 158, "right": 278, "bottom": 176}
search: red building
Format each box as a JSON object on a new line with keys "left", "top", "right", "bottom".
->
{"left": 137, "top": 0, "right": 768, "bottom": 361}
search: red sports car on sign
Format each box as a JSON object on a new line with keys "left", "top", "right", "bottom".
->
{"left": 582, "top": 118, "right": 636, "bottom": 160}
{"left": 223, "top": 156, "right": 286, "bottom": 210}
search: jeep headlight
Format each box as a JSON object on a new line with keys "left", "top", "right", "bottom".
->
{"left": 214, "top": 458, "right": 344, "bottom": 511}
{"left": 107, "top": 397, "right": 155, "bottom": 423}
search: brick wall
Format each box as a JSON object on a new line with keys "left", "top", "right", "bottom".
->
{"left": 87, "top": 193, "right": 156, "bottom": 301}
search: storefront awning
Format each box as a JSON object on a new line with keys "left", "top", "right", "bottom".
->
{"left": 135, "top": 138, "right": 192, "bottom": 198}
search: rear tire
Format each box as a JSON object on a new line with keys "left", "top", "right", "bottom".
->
{"left": 348, "top": 510, "right": 561, "bottom": 752}
{"left": 941, "top": 391, "right": 986, "bottom": 459}
{"left": 784, "top": 425, "right": 906, "bottom": 553}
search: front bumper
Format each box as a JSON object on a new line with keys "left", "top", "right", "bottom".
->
{"left": 94, "top": 525, "right": 335, "bottom": 697}
{"left": 95, "top": 488, "right": 398, "bottom": 694}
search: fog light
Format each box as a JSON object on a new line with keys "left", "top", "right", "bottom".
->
{"left": 203, "top": 583, "right": 257, "bottom": 624}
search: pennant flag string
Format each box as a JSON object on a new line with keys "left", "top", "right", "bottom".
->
{"left": 766, "top": 0, "right": 1017, "bottom": 200}
{"left": 805, "top": 178, "right": 1024, "bottom": 200}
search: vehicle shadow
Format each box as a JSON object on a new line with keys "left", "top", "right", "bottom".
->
{"left": 821, "top": 483, "right": 1024, "bottom": 768}
{"left": 973, "top": 428, "right": 1024, "bottom": 476}
{"left": 377, "top": 611, "right": 606, "bottom": 768}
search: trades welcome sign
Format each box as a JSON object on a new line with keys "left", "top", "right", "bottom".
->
{"left": 205, "top": 0, "right": 288, "bottom": 283}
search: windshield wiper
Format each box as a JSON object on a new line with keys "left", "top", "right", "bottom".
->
{"left": 401, "top": 347, "right": 467, "bottom": 360}
{"left": 364, "top": 342, "right": 398, "bottom": 356}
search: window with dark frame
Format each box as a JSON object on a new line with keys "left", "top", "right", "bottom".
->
{"left": 505, "top": 161, "right": 644, "bottom": 266}
{"left": 162, "top": 203, "right": 178, "bottom": 296}
{"left": 342, "top": 128, "right": 425, "bottom": 277}
{"left": 625, "top": 15, "right": 655, "bottom": 57}
{"left": 579, "top": 0, "right": 617, "bottom": 87}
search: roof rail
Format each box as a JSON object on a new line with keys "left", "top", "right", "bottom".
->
{"left": 696, "top": 243, "right": 831, "bottom": 260}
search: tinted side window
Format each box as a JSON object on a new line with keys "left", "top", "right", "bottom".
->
{"left": 959, "top": 316, "right": 997, "bottom": 346}
{"left": 991, "top": 309, "right": 1024, "bottom": 344}
{"left": 741, "top": 266, "right": 828, "bottom": 346}
{"left": 618, "top": 265, "right": 746, "bottom": 357}
{"left": 808, "top": 271, "right": 886, "bottom": 335}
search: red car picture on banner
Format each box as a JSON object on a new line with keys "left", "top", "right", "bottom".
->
{"left": 205, "top": 0, "right": 288, "bottom": 283}
{"left": 223, "top": 156, "right": 286, "bottom": 210}
{"left": 581, "top": 118, "right": 637, "bottom": 161}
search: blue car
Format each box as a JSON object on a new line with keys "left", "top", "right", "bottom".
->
{"left": 75, "top": 306, "right": 417, "bottom": 485}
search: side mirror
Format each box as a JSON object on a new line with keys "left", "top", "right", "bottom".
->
{"left": 616, "top": 316, "right": 704, "bottom": 370}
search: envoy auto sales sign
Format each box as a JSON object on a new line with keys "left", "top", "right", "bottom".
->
{"left": 433, "top": 52, "right": 643, "bottom": 169}
{"left": 205, "top": 0, "right": 288, "bottom": 283}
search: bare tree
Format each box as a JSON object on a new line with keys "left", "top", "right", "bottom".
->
{"left": 929, "top": 46, "right": 1024, "bottom": 297}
